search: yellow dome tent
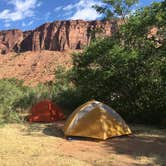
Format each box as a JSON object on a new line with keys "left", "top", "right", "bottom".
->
{"left": 64, "top": 100, "right": 132, "bottom": 140}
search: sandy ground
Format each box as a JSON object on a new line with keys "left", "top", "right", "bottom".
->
{"left": 0, "top": 122, "right": 165, "bottom": 166}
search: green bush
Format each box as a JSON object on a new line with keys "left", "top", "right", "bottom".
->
{"left": 51, "top": 66, "right": 85, "bottom": 112}
{"left": 0, "top": 78, "right": 35, "bottom": 123}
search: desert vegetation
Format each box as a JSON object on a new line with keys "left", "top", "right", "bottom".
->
{"left": 0, "top": 1, "right": 165, "bottom": 126}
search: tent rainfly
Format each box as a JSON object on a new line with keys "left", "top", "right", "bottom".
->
{"left": 28, "top": 100, "right": 65, "bottom": 123}
{"left": 64, "top": 100, "right": 131, "bottom": 140}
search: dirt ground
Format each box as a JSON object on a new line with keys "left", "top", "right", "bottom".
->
{"left": 0, "top": 122, "right": 165, "bottom": 166}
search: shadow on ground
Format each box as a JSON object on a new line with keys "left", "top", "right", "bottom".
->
{"left": 22, "top": 121, "right": 65, "bottom": 138}
{"left": 43, "top": 122, "right": 100, "bottom": 142}
{"left": 102, "top": 126, "right": 166, "bottom": 165}
{"left": 22, "top": 122, "right": 166, "bottom": 165}
{"left": 43, "top": 125, "right": 64, "bottom": 138}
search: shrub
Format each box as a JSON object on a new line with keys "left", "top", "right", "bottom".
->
{"left": 51, "top": 66, "right": 84, "bottom": 112}
{"left": 0, "top": 79, "right": 35, "bottom": 123}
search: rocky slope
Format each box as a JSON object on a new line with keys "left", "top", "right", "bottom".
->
{"left": 0, "top": 20, "right": 117, "bottom": 54}
{"left": 0, "top": 50, "right": 72, "bottom": 86}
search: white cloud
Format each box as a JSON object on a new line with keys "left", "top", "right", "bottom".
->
{"left": 54, "top": 6, "right": 63, "bottom": 12}
{"left": 63, "top": 0, "right": 102, "bottom": 20}
{"left": 63, "top": 4, "right": 74, "bottom": 11}
{"left": 28, "top": 20, "right": 34, "bottom": 26}
{"left": 22, "top": 22, "right": 26, "bottom": 27}
{"left": 36, "top": 1, "right": 42, "bottom": 7}
{"left": 22, "top": 20, "right": 34, "bottom": 27}
{"left": 0, "top": 0, "right": 41, "bottom": 22}
{"left": 4, "top": 22, "right": 11, "bottom": 28}
{"left": 71, "top": 8, "right": 100, "bottom": 20}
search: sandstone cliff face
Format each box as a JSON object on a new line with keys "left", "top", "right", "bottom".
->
{"left": 0, "top": 20, "right": 117, "bottom": 54}
{"left": 0, "top": 29, "right": 23, "bottom": 54}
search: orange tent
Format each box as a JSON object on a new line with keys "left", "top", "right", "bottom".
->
{"left": 28, "top": 100, "right": 65, "bottom": 122}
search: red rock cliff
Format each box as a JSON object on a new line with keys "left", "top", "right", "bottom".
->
{"left": 0, "top": 29, "right": 23, "bottom": 54}
{"left": 0, "top": 20, "right": 117, "bottom": 54}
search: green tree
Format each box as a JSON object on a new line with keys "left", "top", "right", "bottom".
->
{"left": 71, "top": 1, "right": 166, "bottom": 125}
{"left": 93, "top": 0, "right": 138, "bottom": 22}
{"left": 120, "top": 1, "right": 166, "bottom": 48}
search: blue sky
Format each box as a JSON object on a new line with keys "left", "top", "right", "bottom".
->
{"left": 0, "top": 0, "right": 162, "bottom": 31}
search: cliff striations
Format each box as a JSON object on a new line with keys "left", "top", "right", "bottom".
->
{"left": 0, "top": 20, "right": 117, "bottom": 54}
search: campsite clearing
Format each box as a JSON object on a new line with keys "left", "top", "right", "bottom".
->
{"left": 0, "top": 123, "right": 165, "bottom": 166}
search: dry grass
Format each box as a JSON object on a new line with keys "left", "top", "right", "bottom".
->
{"left": 0, "top": 123, "right": 165, "bottom": 166}
{"left": 0, "top": 124, "right": 90, "bottom": 166}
